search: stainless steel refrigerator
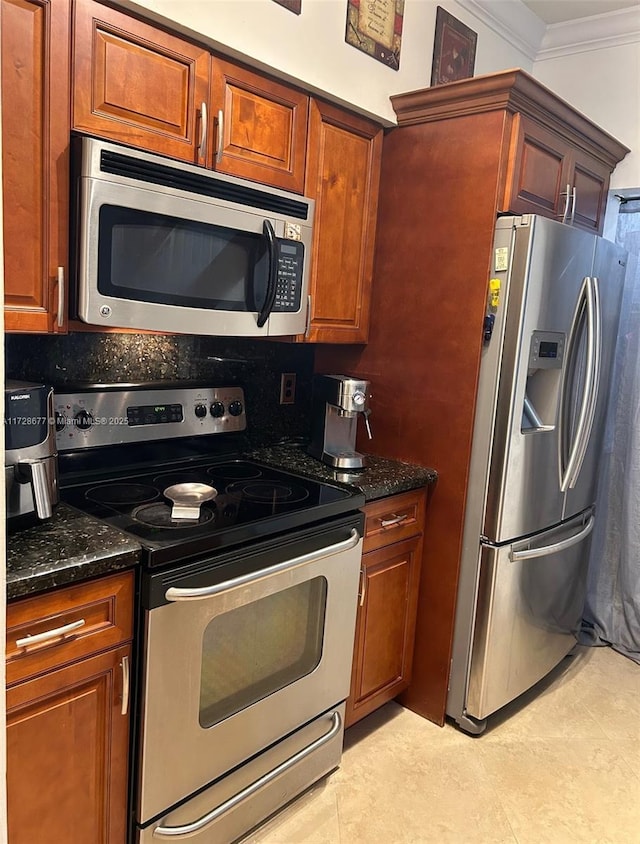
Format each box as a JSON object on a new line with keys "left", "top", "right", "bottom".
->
{"left": 446, "top": 214, "right": 627, "bottom": 735}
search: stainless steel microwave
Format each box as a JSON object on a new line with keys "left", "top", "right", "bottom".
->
{"left": 74, "top": 136, "right": 314, "bottom": 337}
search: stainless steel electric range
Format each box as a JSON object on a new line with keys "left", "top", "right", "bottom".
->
{"left": 56, "top": 384, "right": 365, "bottom": 844}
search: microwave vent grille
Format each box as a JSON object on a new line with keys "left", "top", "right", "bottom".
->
{"left": 99, "top": 150, "right": 311, "bottom": 221}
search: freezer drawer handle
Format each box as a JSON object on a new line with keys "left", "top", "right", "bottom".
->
{"left": 151, "top": 710, "right": 342, "bottom": 838}
{"left": 509, "top": 515, "right": 594, "bottom": 562}
{"left": 165, "top": 529, "right": 360, "bottom": 601}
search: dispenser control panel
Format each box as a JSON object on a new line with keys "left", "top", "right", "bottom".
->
{"left": 528, "top": 331, "right": 565, "bottom": 369}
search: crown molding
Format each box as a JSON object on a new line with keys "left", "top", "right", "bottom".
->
{"left": 536, "top": 6, "right": 640, "bottom": 61}
{"left": 456, "top": 0, "right": 547, "bottom": 62}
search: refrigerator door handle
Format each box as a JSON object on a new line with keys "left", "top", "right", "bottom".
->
{"left": 567, "top": 277, "right": 602, "bottom": 489}
{"left": 559, "top": 277, "right": 597, "bottom": 492}
{"left": 509, "top": 514, "right": 595, "bottom": 561}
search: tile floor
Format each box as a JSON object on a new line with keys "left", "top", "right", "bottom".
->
{"left": 243, "top": 645, "right": 640, "bottom": 843}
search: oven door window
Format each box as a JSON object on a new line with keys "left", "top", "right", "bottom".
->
{"left": 97, "top": 205, "right": 269, "bottom": 312}
{"left": 199, "top": 577, "right": 327, "bottom": 728}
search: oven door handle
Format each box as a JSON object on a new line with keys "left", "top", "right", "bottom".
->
{"left": 152, "top": 710, "right": 342, "bottom": 838}
{"left": 165, "top": 528, "right": 360, "bottom": 602}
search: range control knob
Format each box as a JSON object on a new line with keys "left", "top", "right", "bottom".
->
{"left": 54, "top": 412, "right": 66, "bottom": 433}
{"left": 210, "top": 401, "right": 225, "bottom": 418}
{"left": 194, "top": 404, "right": 207, "bottom": 419}
{"left": 73, "top": 409, "right": 94, "bottom": 430}
{"left": 228, "top": 400, "right": 244, "bottom": 417}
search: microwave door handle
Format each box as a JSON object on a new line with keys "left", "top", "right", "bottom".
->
{"left": 256, "top": 219, "right": 278, "bottom": 328}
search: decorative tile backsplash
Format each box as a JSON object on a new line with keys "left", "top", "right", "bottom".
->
{"left": 5, "top": 333, "right": 315, "bottom": 447}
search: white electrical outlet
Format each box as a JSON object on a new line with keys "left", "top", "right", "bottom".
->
{"left": 279, "top": 373, "right": 296, "bottom": 405}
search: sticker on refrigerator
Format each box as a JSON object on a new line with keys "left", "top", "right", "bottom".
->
{"left": 494, "top": 247, "right": 509, "bottom": 272}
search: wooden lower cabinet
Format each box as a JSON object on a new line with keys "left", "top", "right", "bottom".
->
{"left": 7, "top": 644, "right": 132, "bottom": 844}
{"left": 6, "top": 571, "right": 134, "bottom": 844}
{"left": 345, "top": 489, "right": 426, "bottom": 728}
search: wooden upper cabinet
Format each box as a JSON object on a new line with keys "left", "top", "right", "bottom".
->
{"left": 2, "top": 0, "right": 70, "bottom": 333}
{"left": 72, "top": 0, "right": 210, "bottom": 163}
{"left": 392, "top": 69, "right": 629, "bottom": 236}
{"left": 505, "top": 114, "right": 568, "bottom": 219}
{"left": 210, "top": 57, "right": 308, "bottom": 192}
{"left": 504, "top": 112, "right": 613, "bottom": 232}
{"left": 71, "top": 1, "right": 308, "bottom": 190}
{"left": 302, "top": 99, "right": 382, "bottom": 343}
{"left": 568, "top": 149, "right": 611, "bottom": 232}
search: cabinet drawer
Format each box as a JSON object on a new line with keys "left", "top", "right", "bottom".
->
{"left": 6, "top": 571, "right": 134, "bottom": 687}
{"left": 363, "top": 488, "right": 426, "bottom": 553}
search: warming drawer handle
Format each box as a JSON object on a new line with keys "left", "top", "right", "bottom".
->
{"left": 152, "top": 711, "right": 342, "bottom": 838}
{"left": 509, "top": 515, "right": 594, "bottom": 562}
{"left": 15, "top": 618, "right": 86, "bottom": 649}
{"left": 165, "top": 529, "right": 360, "bottom": 601}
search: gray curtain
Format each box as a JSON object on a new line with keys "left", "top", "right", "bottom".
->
{"left": 581, "top": 200, "right": 640, "bottom": 663}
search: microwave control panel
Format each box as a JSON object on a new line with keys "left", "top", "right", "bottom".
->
{"left": 274, "top": 241, "right": 304, "bottom": 312}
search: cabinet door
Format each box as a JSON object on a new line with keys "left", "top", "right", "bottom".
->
{"left": 302, "top": 99, "right": 382, "bottom": 344}
{"left": 210, "top": 57, "right": 308, "bottom": 193}
{"left": 568, "top": 150, "right": 611, "bottom": 232}
{"left": 346, "top": 535, "right": 423, "bottom": 727}
{"left": 72, "top": 0, "right": 210, "bottom": 163}
{"left": 503, "top": 114, "right": 569, "bottom": 220}
{"left": 7, "top": 644, "right": 132, "bottom": 844}
{"left": 2, "top": 0, "right": 69, "bottom": 333}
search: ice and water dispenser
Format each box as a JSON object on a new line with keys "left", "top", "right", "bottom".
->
{"left": 521, "top": 330, "right": 566, "bottom": 432}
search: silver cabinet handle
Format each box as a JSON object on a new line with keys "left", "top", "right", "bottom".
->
{"left": 215, "top": 109, "right": 224, "bottom": 164}
{"left": 510, "top": 515, "right": 594, "bottom": 562}
{"left": 198, "top": 101, "right": 208, "bottom": 160}
{"left": 560, "top": 183, "right": 571, "bottom": 223}
{"left": 380, "top": 513, "right": 408, "bottom": 528}
{"left": 16, "top": 618, "right": 85, "bottom": 649}
{"left": 120, "top": 655, "right": 130, "bottom": 716}
{"left": 56, "top": 266, "right": 65, "bottom": 328}
{"left": 358, "top": 568, "right": 366, "bottom": 607}
{"left": 152, "top": 711, "right": 342, "bottom": 838}
{"left": 166, "top": 529, "right": 360, "bottom": 601}
{"left": 304, "top": 294, "right": 312, "bottom": 338}
{"left": 570, "top": 186, "right": 577, "bottom": 225}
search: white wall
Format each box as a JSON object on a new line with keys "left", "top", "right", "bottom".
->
{"left": 534, "top": 37, "right": 640, "bottom": 189}
{"left": 120, "top": 0, "right": 538, "bottom": 124}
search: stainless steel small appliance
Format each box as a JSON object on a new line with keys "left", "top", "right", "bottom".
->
{"left": 55, "top": 384, "right": 364, "bottom": 843}
{"left": 308, "top": 374, "right": 372, "bottom": 469}
{"left": 73, "top": 136, "right": 314, "bottom": 337}
{"left": 5, "top": 380, "right": 58, "bottom": 526}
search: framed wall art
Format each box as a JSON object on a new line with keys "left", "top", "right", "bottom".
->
{"left": 272, "top": 0, "right": 302, "bottom": 14}
{"left": 345, "top": 0, "right": 404, "bottom": 70}
{"left": 430, "top": 7, "right": 477, "bottom": 86}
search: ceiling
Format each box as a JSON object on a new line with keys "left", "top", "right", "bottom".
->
{"left": 522, "top": 0, "right": 639, "bottom": 25}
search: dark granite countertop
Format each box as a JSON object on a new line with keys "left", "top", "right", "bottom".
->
{"left": 6, "top": 503, "right": 142, "bottom": 602}
{"left": 6, "top": 449, "right": 435, "bottom": 602}
{"left": 247, "top": 445, "right": 437, "bottom": 501}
